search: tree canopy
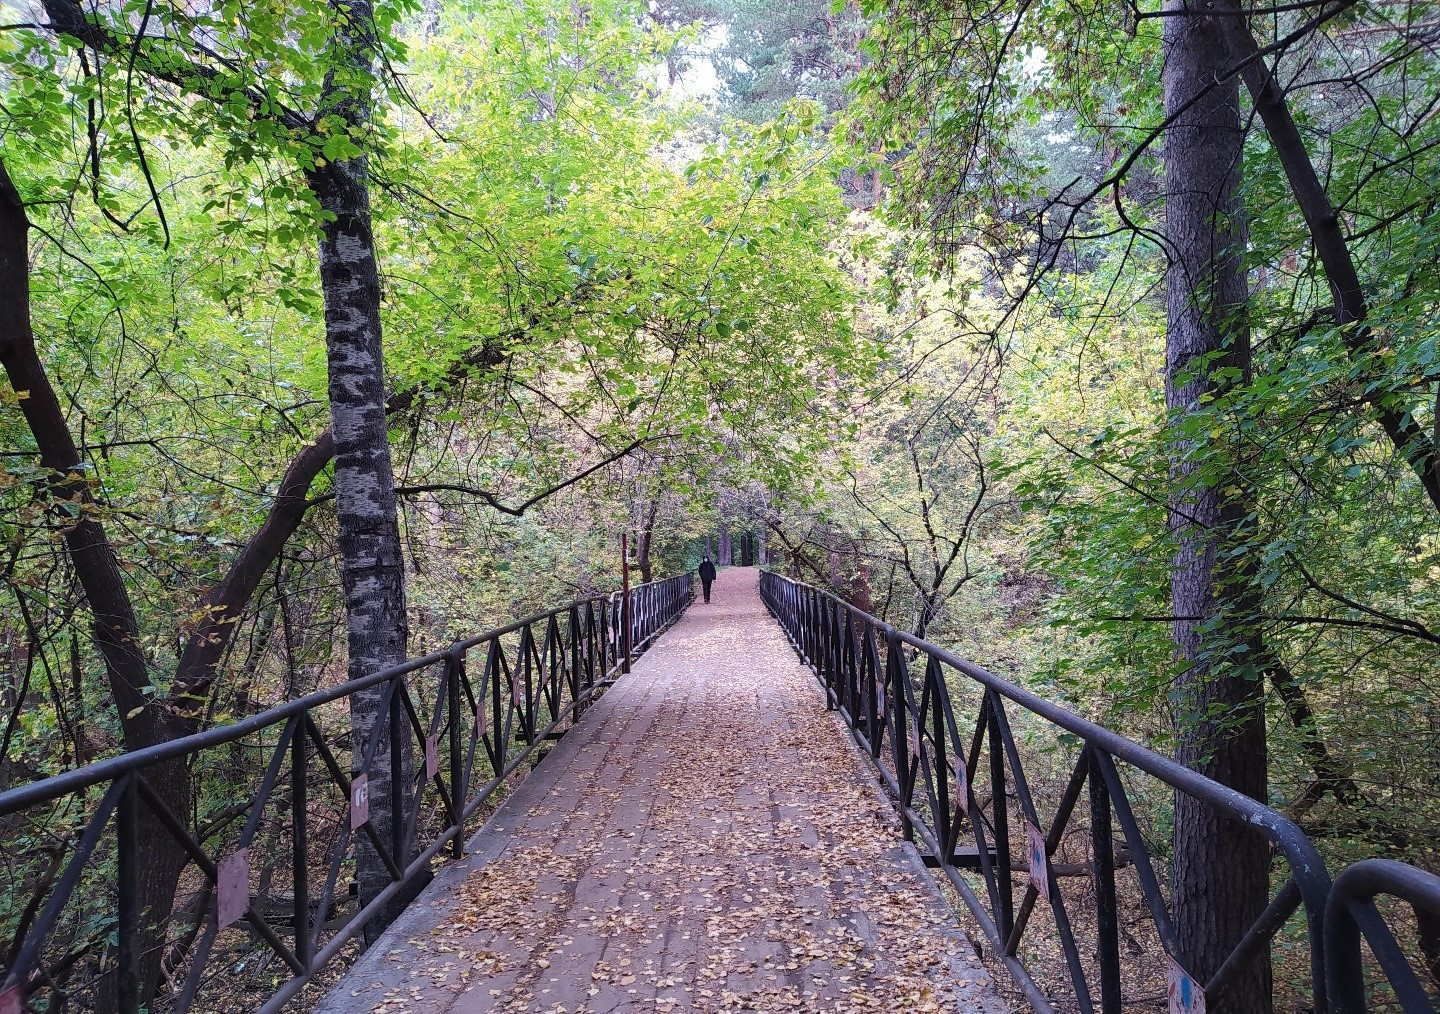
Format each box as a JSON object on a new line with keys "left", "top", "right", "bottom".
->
{"left": 3, "top": 0, "right": 1440, "bottom": 1005}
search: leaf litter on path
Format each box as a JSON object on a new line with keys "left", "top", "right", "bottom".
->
{"left": 318, "top": 570, "right": 1005, "bottom": 1014}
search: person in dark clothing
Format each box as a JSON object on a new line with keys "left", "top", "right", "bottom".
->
{"left": 698, "top": 556, "right": 717, "bottom": 602}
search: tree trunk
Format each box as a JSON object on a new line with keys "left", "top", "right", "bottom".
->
{"left": 0, "top": 157, "right": 192, "bottom": 1008}
{"left": 306, "top": 1, "right": 415, "bottom": 940}
{"left": 1162, "top": 8, "right": 1272, "bottom": 1009}
{"left": 309, "top": 153, "right": 416, "bottom": 938}
{"left": 717, "top": 525, "right": 732, "bottom": 566}
{"left": 636, "top": 500, "right": 659, "bottom": 584}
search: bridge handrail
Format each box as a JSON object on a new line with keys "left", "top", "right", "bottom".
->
{"left": 1325, "top": 859, "right": 1440, "bottom": 1011}
{"left": 759, "top": 569, "right": 1333, "bottom": 1012}
{"left": 0, "top": 572, "right": 693, "bottom": 1013}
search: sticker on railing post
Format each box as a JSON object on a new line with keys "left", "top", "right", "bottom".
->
{"left": 350, "top": 774, "right": 369, "bottom": 830}
{"left": 217, "top": 848, "right": 249, "bottom": 929}
{"left": 476, "top": 700, "right": 488, "bottom": 737}
{"left": 425, "top": 733, "right": 439, "bottom": 780}
{"left": 909, "top": 715, "right": 922, "bottom": 757}
{"left": 1166, "top": 955, "right": 1206, "bottom": 1014}
{"left": 1025, "top": 821, "right": 1050, "bottom": 901}
{"left": 0, "top": 985, "right": 22, "bottom": 1014}
{"left": 955, "top": 753, "right": 970, "bottom": 818}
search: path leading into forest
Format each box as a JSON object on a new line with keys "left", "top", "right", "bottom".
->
{"left": 315, "top": 568, "right": 1005, "bottom": 1014}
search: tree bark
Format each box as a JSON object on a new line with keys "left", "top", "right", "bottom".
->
{"left": 636, "top": 499, "right": 659, "bottom": 584}
{"left": 1163, "top": 8, "right": 1273, "bottom": 1008}
{"left": 305, "top": 29, "right": 417, "bottom": 932}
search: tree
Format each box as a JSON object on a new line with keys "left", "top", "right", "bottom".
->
{"left": 30, "top": 0, "right": 420, "bottom": 963}
{"left": 2, "top": 0, "right": 871, "bottom": 998}
{"left": 1161, "top": 3, "right": 1271, "bottom": 1001}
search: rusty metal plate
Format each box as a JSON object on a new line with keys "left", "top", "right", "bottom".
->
{"left": 0, "top": 985, "right": 22, "bottom": 1014}
{"left": 1025, "top": 820, "right": 1050, "bottom": 901}
{"left": 217, "top": 848, "right": 249, "bottom": 929}
{"left": 350, "top": 773, "right": 369, "bottom": 830}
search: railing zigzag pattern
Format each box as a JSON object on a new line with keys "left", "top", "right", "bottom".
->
{"left": 759, "top": 569, "right": 1440, "bottom": 1013}
{"left": 0, "top": 573, "right": 692, "bottom": 1014}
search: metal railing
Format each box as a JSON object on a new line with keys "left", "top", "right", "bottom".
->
{"left": 0, "top": 572, "right": 692, "bottom": 1014}
{"left": 759, "top": 570, "right": 1335, "bottom": 1012}
{"left": 1326, "top": 859, "right": 1440, "bottom": 1011}
{"left": 613, "top": 570, "right": 694, "bottom": 665}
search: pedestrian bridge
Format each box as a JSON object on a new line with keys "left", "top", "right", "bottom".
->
{"left": 315, "top": 570, "right": 1002, "bottom": 1013}
{"left": 0, "top": 569, "right": 1436, "bottom": 1013}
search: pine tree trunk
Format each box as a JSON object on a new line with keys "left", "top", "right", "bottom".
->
{"left": 1163, "top": 7, "right": 1273, "bottom": 1009}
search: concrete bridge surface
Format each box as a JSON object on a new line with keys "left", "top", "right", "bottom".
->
{"left": 316, "top": 567, "right": 1005, "bottom": 1013}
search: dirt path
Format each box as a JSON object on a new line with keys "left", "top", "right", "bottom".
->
{"left": 315, "top": 568, "right": 1005, "bottom": 1013}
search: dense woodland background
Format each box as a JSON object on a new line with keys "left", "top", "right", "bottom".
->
{"left": 2, "top": 0, "right": 1439, "bottom": 1006}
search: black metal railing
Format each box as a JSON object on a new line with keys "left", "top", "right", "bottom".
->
{"left": 1326, "top": 859, "right": 1440, "bottom": 1011}
{"left": 0, "top": 572, "right": 692, "bottom": 1014}
{"left": 760, "top": 570, "right": 1336, "bottom": 1013}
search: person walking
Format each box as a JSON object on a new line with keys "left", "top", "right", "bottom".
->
{"left": 698, "top": 556, "right": 717, "bottom": 603}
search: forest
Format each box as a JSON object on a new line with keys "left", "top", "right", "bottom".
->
{"left": 1, "top": 0, "right": 1438, "bottom": 1008}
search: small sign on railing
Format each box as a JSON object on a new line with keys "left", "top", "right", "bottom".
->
{"left": 955, "top": 753, "right": 969, "bottom": 817}
{"left": 1166, "top": 955, "right": 1206, "bottom": 1014}
{"left": 424, "top": 734, "right": 439, "bottom": 780}
{"left": 350, "top": 774, "right": 369, "bottom": 830}
{"left": 1026, "top": 820, "right": 1050, "bottom": 901}
{"left": 0, "top": 985, "right": 21, "bottom": 1014}
{"left": 217, "top": 849, "right": 249, "bottom": 928}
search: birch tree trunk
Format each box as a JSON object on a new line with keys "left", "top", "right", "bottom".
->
{"left": 307, "top": 0, "right": 416, "bottom": 940}
{"left": 1163, "top": 6, "right": 1273, "bottom": 1008}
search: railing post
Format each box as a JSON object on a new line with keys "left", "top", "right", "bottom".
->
{"left": 569, "top": 605, "right": 583, "bottom": 702}
{"left": 621, "top": 533, "right": 632, "bottom": 674}
{"left": 292, "top": 724, "right": 312, "bottom": 970}
{"left": 987, "top": 692, "right": 1013, "bottom": 941}
{"left": 1325, "top": 899, "right": 1365, "bottom": 1014}
{"left": 447, "top": 651, "right": 464, "bottom": 859}
{"left": 867, "top": 627, "right": 882, "bottom": 759}
{"left": 887, "top": 630, "right": 915, "bottom": 843}
{"left": 1089, "top": 746, "right": 1121, "bottom": 1013}
{"left": 116, "top": 774, "right": 140, "bottom": 1014}
{"left": 929, "top": 660, "right": 951, "bottom": 859}
{"left": 389, "top": 677, "right": 405, "bottom": 869}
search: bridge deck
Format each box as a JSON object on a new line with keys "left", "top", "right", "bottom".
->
{"left": 316, "top": 568, "right": 1002, "bottom": 1013}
